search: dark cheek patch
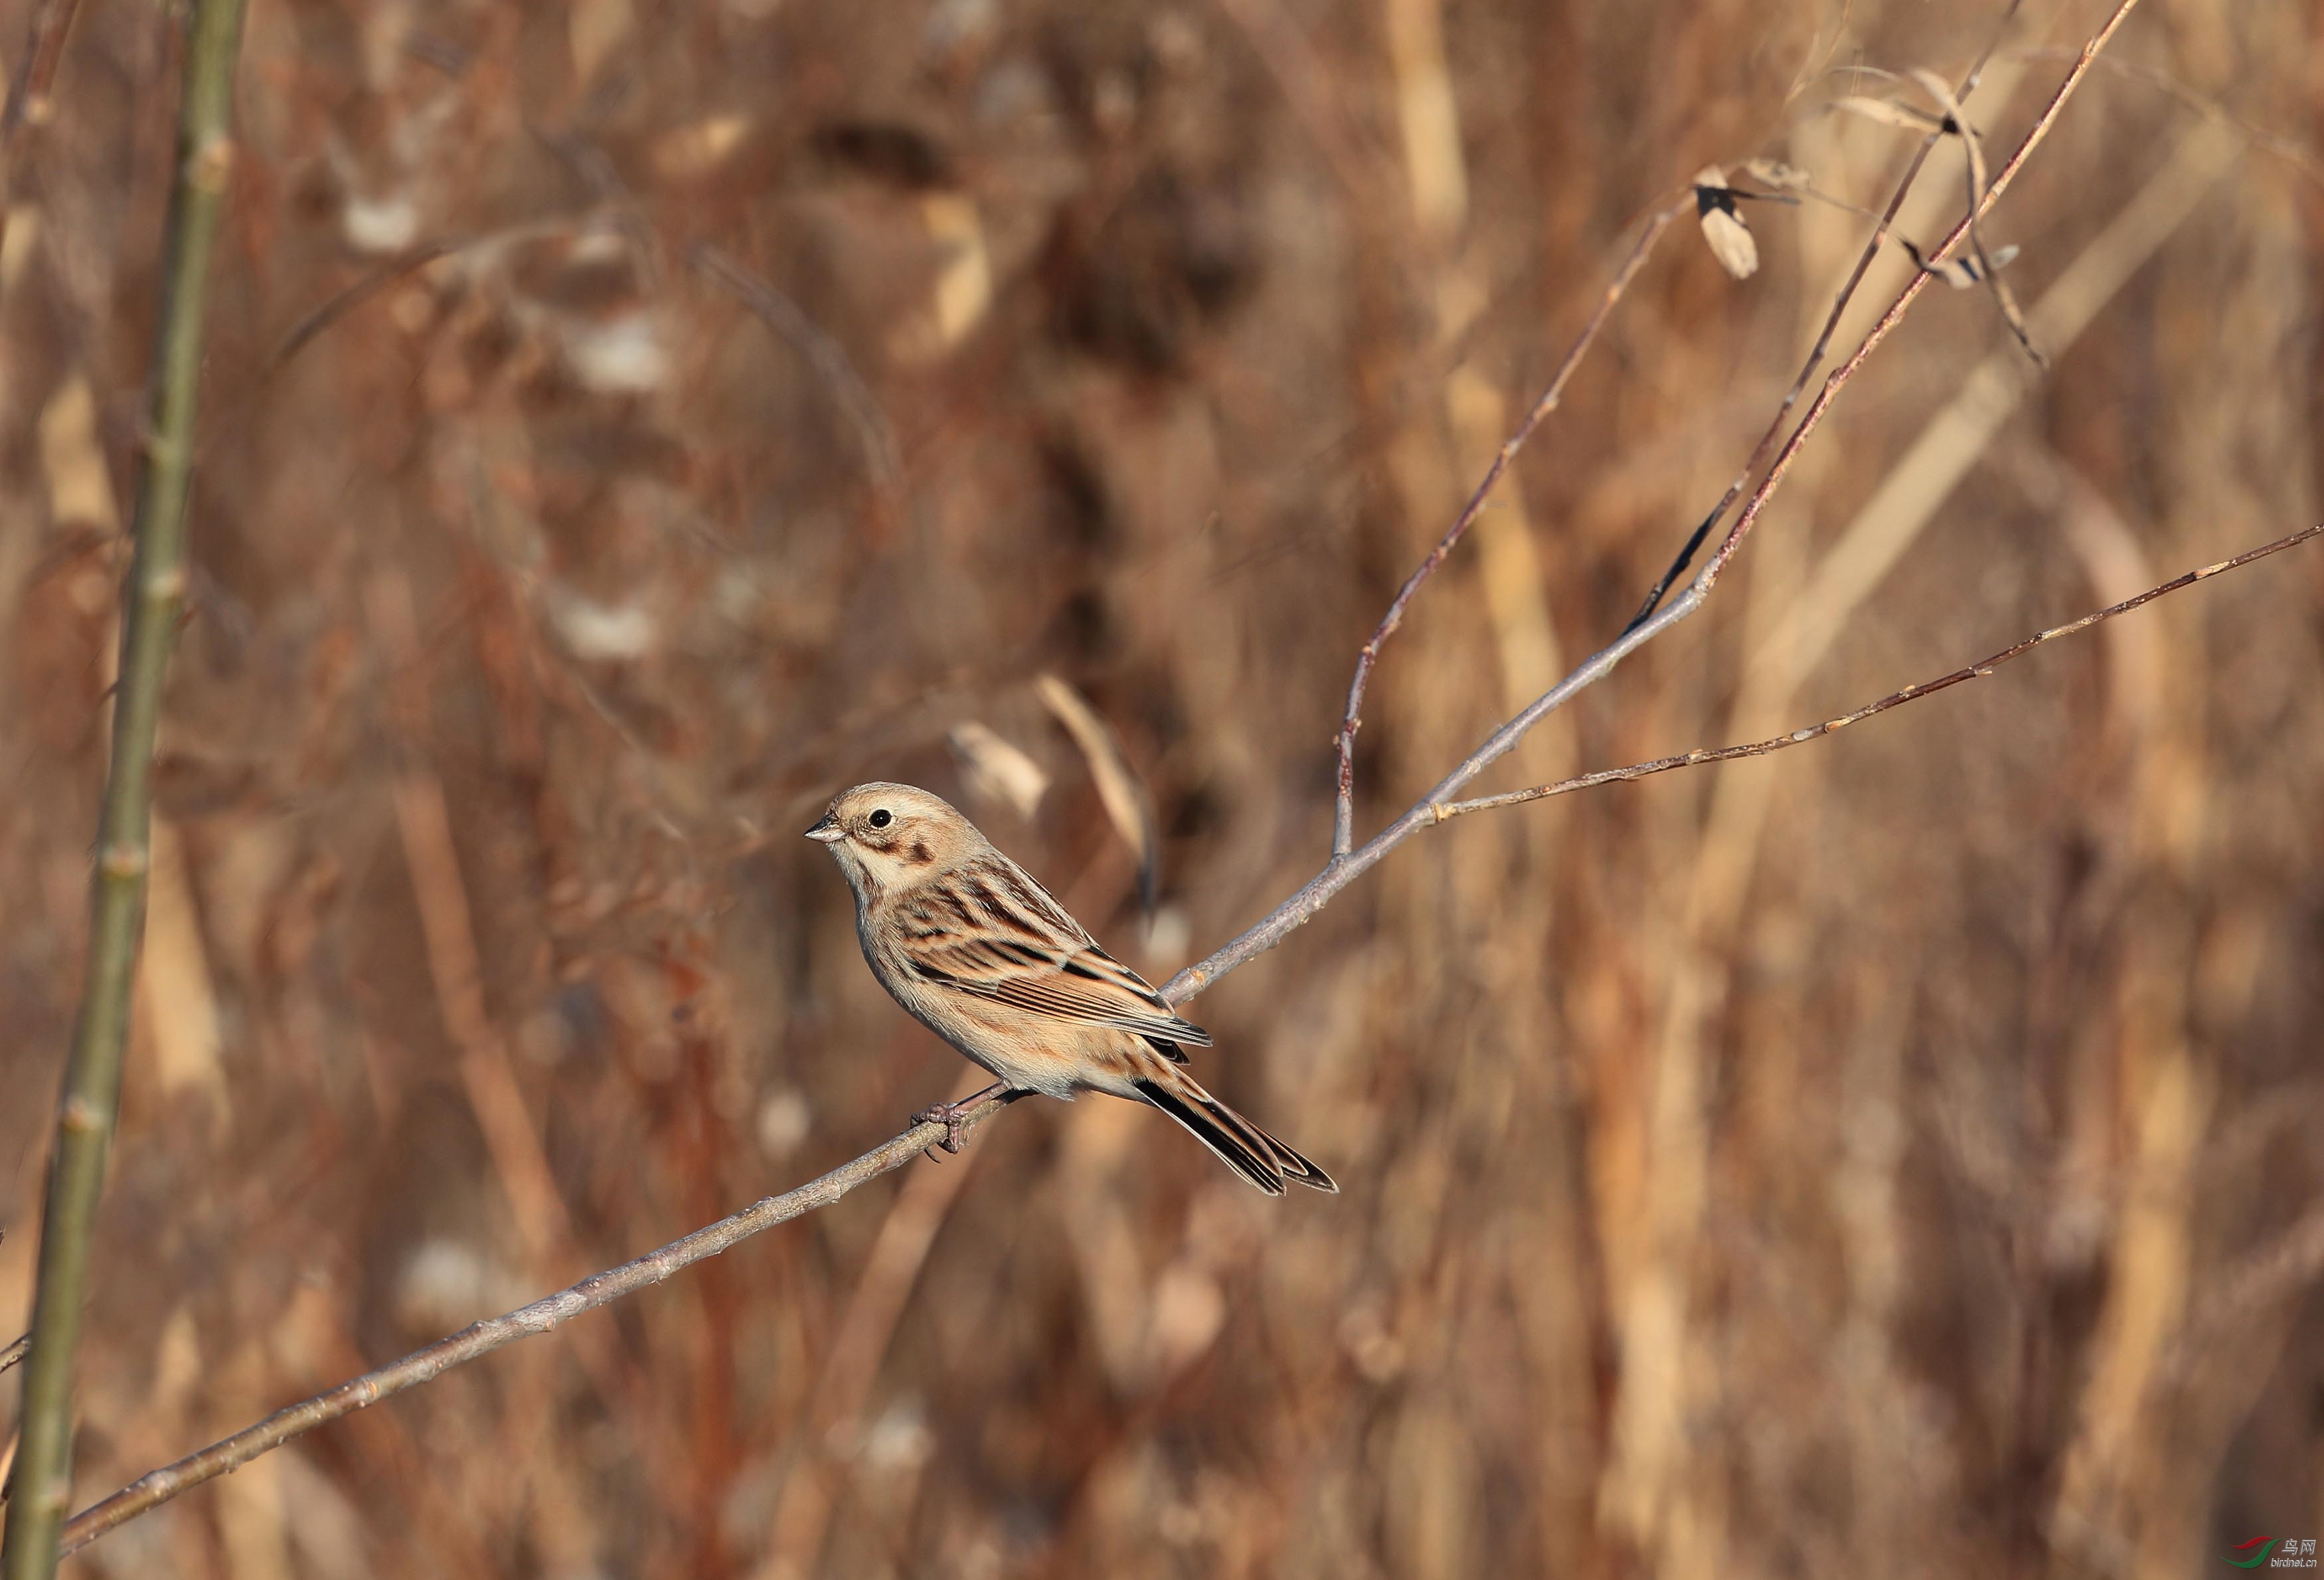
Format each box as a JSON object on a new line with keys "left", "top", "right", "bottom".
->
{"left": 910, "top": 840, "right": 933, "bottom": 865}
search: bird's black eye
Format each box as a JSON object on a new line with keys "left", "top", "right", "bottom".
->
{"left": 868, "top": 808, "right": 892, "bottom": 829}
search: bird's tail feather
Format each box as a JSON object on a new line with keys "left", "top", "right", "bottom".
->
{"left": 1133, "top": 1074, "right": 1339, "bottom": 1195}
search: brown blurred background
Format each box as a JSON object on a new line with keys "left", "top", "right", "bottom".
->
{"left": 3, "top": 0, "right": 2321, "bottom": 1575}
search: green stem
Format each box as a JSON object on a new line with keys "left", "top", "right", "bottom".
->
{"left": 1, "top": 0, "right": 247, "bottom": 1571}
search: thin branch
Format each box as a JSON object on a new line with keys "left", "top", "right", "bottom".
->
{"left": 272, "top": 240, "right": 458, "bottom": 366}
{"left": 2162, "top": 1199, "right": 2324, "bottom": 1387}
{"left": 1, "top": 0, "right": 249, "bottom": 1572}
{"left": 1434, "top": 523, "right": 2323, "bottom": 820}
{"left": 2006, "top": 46, "right": 2324, "bottom": 191}
{"left": 52, "top": 3, "right": 2148, "bottom": 1553}
{"left": 0, "top": 0, "right": 82, "bottom": 140}
{"left": 760, "top": 1071, "right": 987, "bottom": 1574}
{"left": 57, "top": 1100, "right": 1006, "bottom": 1556}
{"left": 1176, "top": 0, "right": 2145, "bottom": 999}
{"left": 1697, "top": 0, "right": 2140, "bottom": 594}
{"left": 688, "top": 241, "right": 904, "bottom": 503}
{"left": 1906, "top": 66, "right": 2042, "bottom": 366}
{"left": 0, "top": 0, "right": 90, "bottom": 335}
{"left": 1627, "top": 1, "right": 2026, "bottom": 631}
{"left": 1331, "top": 191, "right": 1691, "bottom": 856}
{"left": 0, "top": 1336, "right": 24, "bottom": 1379}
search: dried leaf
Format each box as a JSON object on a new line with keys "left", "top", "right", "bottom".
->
{"left": 1693, "top": 169, "right": 1758, "bottom": 280}
{"left": 1833, "top": 94, "right": 1946, "bottom": 134}
{"left": 920, "top": 193, "right": 991, "bottom": 350}
{"left": 1904, "top": 238, "right": 2021, "bottom": 289}
{"left": 948, "top": 721, "right": 1050, "bottom": 820}
{"left": 1906, "top": 68, "right": 1966, "bottom": 126}
{"left": 653, "top": 113, "right": 752, "bottom": 179}
{"left": 1741, "top": 157, "right": 1811, "bottom": 191}
{"left": 1036, "top": 675, "right": 1160, "bottom": 910}
{"left": 1900, "top": 69, "right": 2042, "bottom": 365}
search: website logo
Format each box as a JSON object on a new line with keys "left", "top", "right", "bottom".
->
{"left": 2233, "top": 1537, "right": 2319, "bottom": 1569}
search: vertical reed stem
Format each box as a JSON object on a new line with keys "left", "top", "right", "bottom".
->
{"left": 1, "top": 0, "right": 247, "bottom": 1570}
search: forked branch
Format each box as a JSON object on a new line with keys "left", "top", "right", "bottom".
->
{"left": 1331, "top": 191, "right": 1691, "bottom": 857}
{"left": 1177, "top": 0, "right": 2145, "bottom": 996}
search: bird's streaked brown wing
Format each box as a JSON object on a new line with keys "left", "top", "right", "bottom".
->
{"left": 902, "top": 932, "right": 1210, "bottom": 1047}
{"left": 890, "top": 854, "right": 1212, "bottom": 1047}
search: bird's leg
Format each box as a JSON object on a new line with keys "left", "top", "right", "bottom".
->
{"left": 912, "top": 1083, "right": 1022, "bottom": 1155}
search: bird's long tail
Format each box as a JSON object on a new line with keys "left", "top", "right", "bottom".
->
{"left": 1132, "top": 1069, "right": 1338, "bottom": 1195}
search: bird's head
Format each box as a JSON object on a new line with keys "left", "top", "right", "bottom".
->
{"left": 805, "top": 782, "right": 983, "bottom": 903}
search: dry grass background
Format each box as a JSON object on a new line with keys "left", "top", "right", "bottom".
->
{"left": 2, "top": 0, "right": 2321, "bottom": 1575}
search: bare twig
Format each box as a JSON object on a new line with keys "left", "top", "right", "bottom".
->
{"left": 1331, "top": 191, "right": 1689, "bottom": 855}
{"left": 367, "top": 573, "right": 582, "bottom": 1272}
{"left": 1, "top": 0, "right": 249, "bottom": 1572}
{"left": 1740, "top": 119, "right": 2239, "bottom": 717}
{"left": 1627, "top": 4, "right": 2027, "bottom": 630}
{"left": 2007, "top": 47, "right": 2324, "bottom": 191}
{"left": 52, "top": 5, "right": 2151, "bottom": 1553}
{"left": 757, "top": 1070, "right": 988, "bottom": 1580}
{"left": 272, "top": 240, "right": 459, "bottom": 366}
{"left": 1435, "top": 524, "right": 2324, "bottom": 820}
{"left": 0, "top": 0, "right": 87, "bottom": 268}
{"left": 1693, "top": 2, "right": 2139, "bottom": 593}
{"left": 0, "top": 0, "right": 82, "bottom": 140}
{"left": 1905, "top": 66, "right": 2042, "bottom": 365}
{"left": 1186, "top": 0, "right": 2145, "bottom": 996}
{"left": 0, "top": 1335, "right": 25, "bottom": 1379}
{"left": 689, "top": 242, "right": 904, "bottom": 501}
{"left": 2162, "top": 1201, "right": 2324, "bottom": 1387}
{"left": 57, "top": 1096, "right": 1010, "bottom": 1556}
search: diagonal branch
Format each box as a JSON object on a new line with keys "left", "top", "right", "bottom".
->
{"left": 1695, "top": 0, "right": 2141, "bottom": 594}
{"left": 1627, "top": 60, "right": 1981, "bottom": 630}
{"left": 1177, "top": 0, "right": 2145, "bottom": 998}
{"left": 1436, "top": 523, "right": 2324, "bottom": 821}
{"left": 1626, "top": 0, "right": 2033, "bottom": 630}
{"left": 1331, "top": 191, "right": 1690, "bottom": 856}
{"left": 57, "top": 1106, "right": 997, "bottom": 1555}
{"left": 0, "top": 0, "right": 90, "bottom": 267}
{"left": 689, "top": 241, "right": 904, "bottom": 504}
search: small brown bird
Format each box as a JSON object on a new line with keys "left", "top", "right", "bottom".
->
{"left": 807, "top": 782, "right": 1337, "bottom": 1195}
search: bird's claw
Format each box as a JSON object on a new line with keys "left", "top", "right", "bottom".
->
{"left": 912, "top": 1101, "right": 971, "bottom": 1154}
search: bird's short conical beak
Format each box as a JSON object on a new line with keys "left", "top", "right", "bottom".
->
{"left": 804, "top": 813, "right": 845, "bottom": 844}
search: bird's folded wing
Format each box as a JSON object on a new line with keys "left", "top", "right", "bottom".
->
{"left": 905, "top": 934, "right": 1212, "bottom": 1046}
